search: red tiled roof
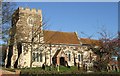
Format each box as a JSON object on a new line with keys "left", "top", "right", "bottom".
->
{"left": 109, "top": 60, "right": 118, "bottom": 65}
{"left": 43, "top": 30, "right": 80, "bottom": 44}
{"left": 80, "top": 38, "right": 101, "bottom": 46}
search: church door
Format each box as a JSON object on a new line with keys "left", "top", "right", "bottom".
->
{"left": 60, "top": 57, "right": 65, "bottom": 66}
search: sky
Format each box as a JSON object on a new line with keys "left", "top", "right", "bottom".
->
{"left": 118, "top": 2, "right": 120, "bottom": 32}
{"left": 3, "top": 0, "right": 120, "bottom": 2}
{"left": 13, "top": 2, "right": 119, "bottom": 39}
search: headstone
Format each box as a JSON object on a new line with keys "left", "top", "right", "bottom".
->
{"left": 109, "top": 65, "right": 112, "bottom": 71}
{"left": 107, "top": 65, "right": 110, "bottom": 72}
{"left": 113, "top": 65, "right": 116, "bottom": 71}
{"left": 57, "top": 65, "right": 59, "bottom": 72}
{"left": 42, "top": 64, "right": 45, "bottom": 70}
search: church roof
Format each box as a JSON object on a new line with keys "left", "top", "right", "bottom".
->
{"left": 80, "top": 38, "right": 101, "bottom": 46}
{"left": 43, "top": 30, "right": 80, "bottom": 45}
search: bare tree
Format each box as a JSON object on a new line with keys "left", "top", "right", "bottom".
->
{"left": 81, "top": 26, "right": 119, "bottom": 72}
{"left": 2, "top": 2, "right": 16, "bottom": 44}
{"left": 1, "top": 2, "right": 16, "bottom": 68}
{"left": 29, "top": 16, "right": 49, "bottom": 68}
{"left": 91, "top": 28, "right": 118, "bottom": 71}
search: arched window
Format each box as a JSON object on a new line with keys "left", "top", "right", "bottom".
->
{"left": 81, "top": 54, "right": 83, "bottom": 61}
{"left": 32, "top": 53, "right": 35, "bottom": 61}
{"left": 32, "top": 52, "right": 42, "bottom": 62}
{"left": 68, "top": 53, "right": 71, "bottom": 61}
{"left": 78, "top": 54, "right": 80, "bottom": 61}
{"left": 36, "top": 53, "right": 39, "bottom": 62}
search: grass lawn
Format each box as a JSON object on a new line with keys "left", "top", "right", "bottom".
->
{"left": 2, "top": 66, "right": 120, "bottom": 76}
{"left": 19, "top": 66, "right": 80, "bottom": 74}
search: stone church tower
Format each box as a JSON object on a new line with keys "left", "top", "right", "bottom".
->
{"left": 5, "top": 7, "right": 43, "bottom": 68}
{"left": 11, "top": 7, "right": 42, "bottom": 42}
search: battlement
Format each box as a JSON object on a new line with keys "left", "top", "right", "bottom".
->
{"left": 18, "top": 7, "right": 42, "bottom": 15}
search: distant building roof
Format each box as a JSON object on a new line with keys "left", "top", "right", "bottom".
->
{"left": 109, "top": 57, "right": 118, "bottom": 65}
{"left": 0, "top": 45, "right": 7, "bottom": 57}
{"left": 43, "top": 30, "right": 80, "bottom": 45}
{"left": 0, "top": 45, "right": 7, "bottom": 51}
{"left": 112, "top": 38, "right": 120, "bottom": 45}
{"left": 80, "top": 38, "right": 101, "bottom": 46}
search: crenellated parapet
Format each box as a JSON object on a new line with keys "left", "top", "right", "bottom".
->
{"left": 18, "top": 7, "right": 42, "bottom": 15}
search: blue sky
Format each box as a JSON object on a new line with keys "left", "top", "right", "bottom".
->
{"left": 3, "top": 0, "right": 120, "bottom": 2}
{"left": 118, "top": 2, "right": 120, "bottom": 32}
{"left": 15, "top": 2, "right": 118, "bottom": 39}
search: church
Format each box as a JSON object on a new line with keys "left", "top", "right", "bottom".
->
{"left": 5, "top": 7, "right": 99, "bottom": 68}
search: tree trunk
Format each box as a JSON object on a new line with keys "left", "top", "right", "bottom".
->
{"left": 14, "top": 43, "right": 22, "bottom": 68}
{"left": 117, "top": 55, "right": 120, "bottom": 69}
{"left": 6, "top": 45, "right": 13, "bottom": 68}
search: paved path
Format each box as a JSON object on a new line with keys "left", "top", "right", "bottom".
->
{"left": 0, "top": 69, "right": 19, "bottom": 76}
